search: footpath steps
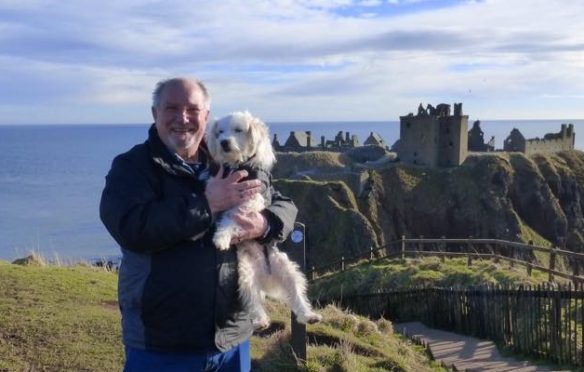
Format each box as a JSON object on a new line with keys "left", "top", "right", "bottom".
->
{"left": 395, "top": 322, "right": 562, "bottom": 372}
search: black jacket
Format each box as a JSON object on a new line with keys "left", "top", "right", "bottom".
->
{"left": 99, "top": 125, "right": 297, "bottom": 352}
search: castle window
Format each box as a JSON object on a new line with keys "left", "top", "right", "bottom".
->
{"left": 449, "top": 141, "right": 454, "bottom": 147}
{"left": 413, "top": 152, "right": 418, "bottom": 157}
{"left": 406, "top": 122, "right": 411, "bottom": 128}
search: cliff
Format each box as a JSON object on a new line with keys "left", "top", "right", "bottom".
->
{"left": 273, "top": 150, "right": 584, "bottom": 270}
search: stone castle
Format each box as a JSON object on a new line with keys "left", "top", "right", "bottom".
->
{"left": 273, "top": 102, "right": 576, "bottom": 168}
{"left": 397, "top": 103, "right": 576, "bottom": 168}
{"left": 398, "top": 102, "right": 468, "bottom": 167}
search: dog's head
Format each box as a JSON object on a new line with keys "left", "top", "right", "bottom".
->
{"left": 206, "top": 110, "right": 276, "bottom": 170}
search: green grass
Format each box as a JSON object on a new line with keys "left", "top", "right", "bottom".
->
{"left": 0, "top": 260, "right": 122, "bottom": 371}
{"left": 0, "top": 259, "right": 444, "bottom": 372}
{"left": 310, "top": 256, "right": 553, "bottom": 300}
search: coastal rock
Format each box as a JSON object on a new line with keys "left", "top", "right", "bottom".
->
{"left": 274, "top": 179, "right": 378, "bottom": 270}
{"left": 273, "top": 150, "right": 584, "bottom": 270}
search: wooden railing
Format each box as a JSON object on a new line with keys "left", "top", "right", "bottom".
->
{"left": 308, "top": 236, "right": 584, "bottom": 284}
{"left": 321, "top": 284, "right": 584, "bottom": 367}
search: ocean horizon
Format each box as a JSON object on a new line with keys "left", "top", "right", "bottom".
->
{"left": 1, "top": 119, "right": 583, "bottom": 262}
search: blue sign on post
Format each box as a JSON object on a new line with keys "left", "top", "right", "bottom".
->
{"left": 288, "top": 222, "right": 307, "bottom": 362}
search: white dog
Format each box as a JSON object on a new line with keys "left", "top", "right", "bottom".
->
{"left": 206, "top": 111, "right": 322, "bottom": 328}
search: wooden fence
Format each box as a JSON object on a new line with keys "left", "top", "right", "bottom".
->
{"left": 324, "top": 283, "right": 584, "bottom": 367}
{"left": 308, "top": 236, "right": 584, "bottom": 284}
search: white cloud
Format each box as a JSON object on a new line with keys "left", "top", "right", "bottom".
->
{"left": 0, "top": 0, "right": 583, "bottom": 123}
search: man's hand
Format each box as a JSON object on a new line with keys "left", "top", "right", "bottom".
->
{"left": 230, "top": 210, "right": 268, "bottom": 244}
{"left": 205, "top": 165, "right": 263, "bottom": 214}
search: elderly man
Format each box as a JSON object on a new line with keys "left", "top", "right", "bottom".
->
{"left": 100, "top": 77, "right": 297, "bottom": 371}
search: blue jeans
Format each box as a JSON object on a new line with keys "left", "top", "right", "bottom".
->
{"left": 124, "top": 340, "right": 251, "bottom": 372}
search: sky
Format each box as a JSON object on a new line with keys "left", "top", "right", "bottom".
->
{"left": 0, "top": 0, "right": 583, "bottom": 124}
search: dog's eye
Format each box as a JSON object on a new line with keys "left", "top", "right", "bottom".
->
{"left": 235, "top": 128, "right": 243, "bottom": 133}
{"left": 218, "top": 130, "right": 224, "bottom": 134}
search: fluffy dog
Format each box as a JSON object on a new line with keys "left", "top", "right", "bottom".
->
{"left": 206, "top": 110, "right": 322, "bottom": 328}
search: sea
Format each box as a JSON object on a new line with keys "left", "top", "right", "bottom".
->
{"left": 1, "top": 119, "right": 583, "bottom": 262}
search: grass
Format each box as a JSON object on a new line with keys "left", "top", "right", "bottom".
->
{"left": 254, "top": 300, "right": 445, "bottom": 371}
{"left": 0, "top": 259, "right": 122, "bottom": 371}
{"left": 309, "top": 256, "right": 553, "bottom": 300}
{"left": 0, "top": 258, "right": 444, "bottom": 372}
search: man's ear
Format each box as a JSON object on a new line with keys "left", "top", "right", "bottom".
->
{"left": 151, "top": 106, "right": 157, "bottom": 122}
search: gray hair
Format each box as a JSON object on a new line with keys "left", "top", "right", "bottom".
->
{"left": 151, "top": 77, "right": 211, "bottom": 109}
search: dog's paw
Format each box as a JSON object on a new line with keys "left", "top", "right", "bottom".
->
{"left": 252, "top": 315, "right": 271, "bottom": 330}
{"left": 296, "top": 311, "right": 322, "bottom": 325}
{"left": 213, "top": 234, "right": 232, "bottom": 251}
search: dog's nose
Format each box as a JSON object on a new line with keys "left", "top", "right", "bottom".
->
{"left": 220, "top": 140, "right": 231, "bottom": 152}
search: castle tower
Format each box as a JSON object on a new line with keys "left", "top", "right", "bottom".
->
{"left": 399, "top": 102, "right": 468, "bottom": 167}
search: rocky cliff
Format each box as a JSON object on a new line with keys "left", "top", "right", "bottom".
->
{"left": 273, "top": 150, "right": 584, "bottom": 270}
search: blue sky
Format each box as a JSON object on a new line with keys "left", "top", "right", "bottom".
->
{"left": 0, "top": 0, "right": 583, "bottom": 124}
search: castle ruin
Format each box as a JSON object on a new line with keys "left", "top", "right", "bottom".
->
{"left": 398, "top": 102, "right": 468, "bottom": 167}
{"left": 468, "top": 120, "right": 495, "bottom": 152}
{"left": 273, "top": 130, "right": 360, "bottom": 152}
{"left": 504, "top": 124, "right": 575, "bottom": 155}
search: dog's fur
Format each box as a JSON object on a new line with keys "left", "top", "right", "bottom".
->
{"left": 206, "top": 111, "right": 321, "bottom": 327}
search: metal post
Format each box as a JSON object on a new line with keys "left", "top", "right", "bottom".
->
{"left": 401, "top": 235, "right": 406, "bottom": 260}
{"left": 288, "top": 222, "right": 307, "bottom": 362}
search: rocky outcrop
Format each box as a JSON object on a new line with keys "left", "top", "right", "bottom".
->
{"left": 273, "top": 151, "right": 584, "bottom": 270}
{"left": 273, "top": 179, "right": 378, "bottom": 270}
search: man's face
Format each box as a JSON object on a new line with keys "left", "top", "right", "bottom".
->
{"left": 152, "top": 80, "right": 210, "bottom": 159}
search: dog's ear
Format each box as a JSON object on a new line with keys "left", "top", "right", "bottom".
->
{"left": 206, "top": 119, "right": 220, "bottom": 160}
{"left": 247, "top": 114, "right": 276, "bottom": 170}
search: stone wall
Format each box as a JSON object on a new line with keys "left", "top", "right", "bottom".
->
{"left": 524, "top": 124, "right": 575, "bottom": 155}
{"left": 505, "top": 124, "right": 575, "bottom": 155}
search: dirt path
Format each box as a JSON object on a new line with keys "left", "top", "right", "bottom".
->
{"left": 395, "top": 322, "right": 561, "bottom": 371}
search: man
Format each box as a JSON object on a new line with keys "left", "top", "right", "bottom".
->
{"left": 100, "top": 77, "right": 297, "bottom": 371}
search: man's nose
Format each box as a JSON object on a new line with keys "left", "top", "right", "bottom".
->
{"left": 176, "top": 110, "right": 189, "bottom": 123}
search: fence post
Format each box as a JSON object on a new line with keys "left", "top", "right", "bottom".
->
{"left": 341, "top": 256, "right": 345, "bottom": 271}
{"left": 440, "top": 236, "right": 446, "bottom": 263}
{"left": 549, "top": 247, "right": 557, "bottom": 282}
{"left": 527, "top": 240, "right": 533, "bottom": 277}
{"left": 370, "top": 245, "right": 374, "bottom": 260}
{"left": 288, "top": 222, "right": 307, "bottom": 363}
{"left": 467, "top": 236, "right": 473, "bottom": 267}
{"left": 310, "top": 266, "right": 315, "bottom": 281}
{"left": 401, "top": 235, "right": 406, "bottom": 260}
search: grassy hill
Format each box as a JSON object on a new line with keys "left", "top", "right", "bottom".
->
{"left": 0, "top": 259, "right": 444, "bottom": 371}
{"left": 310, "top": 256, "right": 554, "bottom": 300}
